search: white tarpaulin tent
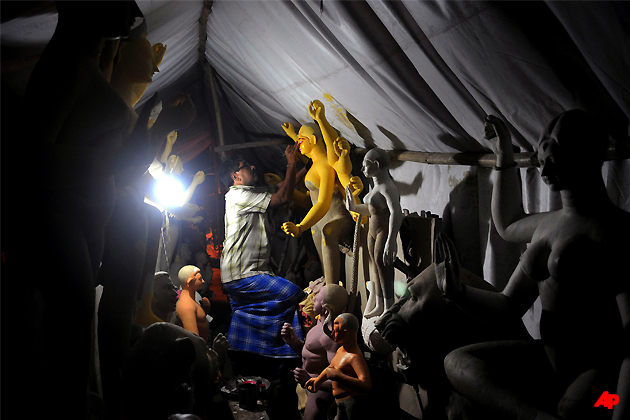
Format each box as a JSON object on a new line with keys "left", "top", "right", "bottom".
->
{"left": 2, "top": 0, "right": 629, "bottom": 335}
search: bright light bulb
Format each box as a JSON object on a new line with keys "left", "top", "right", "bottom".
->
{"left": 155, "top": 176, "right": 185, "bottom": 207}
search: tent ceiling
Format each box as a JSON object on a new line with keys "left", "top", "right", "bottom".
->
{"left": 2, "top": 0, "right": 629, "bottom": 175}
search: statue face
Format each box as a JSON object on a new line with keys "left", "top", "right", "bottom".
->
{"left": 153, "top": 275, "right": 178, "bottom": 312}
{"left": 362, "top": 156, "right": 378, "bottom": 178}
{"left": 332, "top": 317, "right": 349, "bottom": 343}
{"left": 189, "top": 270, "right": 204, "bottom": 291}
{"left": 297, "top": 126, "right": 315, "bottom": 156}
{"left": 313, "top": 286, "right": 326, "bottom": 316}
{"left": 120, "top": 36, "right": 156, "bottom": 84}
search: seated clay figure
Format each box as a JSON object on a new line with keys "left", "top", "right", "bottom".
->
{"left": 175, "top": 265, "right": 210, "bottom": 343}
{"left": 305, "top": 313, "right": 373, "bottom": 420}
{"left": 346, "top": 148, "right": 402, "bottom": 318}
{"left": 281, "top": 284, "right": 349, "bottom": 420}
{"left": 281, "top": 101, "right": 363, "bottom": 285}
{"left": 437, "top": 111, "right": 630, "bottom": 420}
{"left": 123, "top": 322, "right": 224, "bottom": 420}
{"left": 375, "top": 237, "right": 529, "bottom": 418}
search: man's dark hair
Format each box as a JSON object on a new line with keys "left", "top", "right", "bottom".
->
{"left": 219, "top": 154, "right": 246, "bottom": 187}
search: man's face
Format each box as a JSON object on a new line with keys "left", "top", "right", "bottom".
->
{"left": 233, "top": 161, "right": 258, "bottom": 186}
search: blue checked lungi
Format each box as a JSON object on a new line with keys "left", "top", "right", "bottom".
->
{"left": 223, "top": 273, "right": 306, "bottom": 358}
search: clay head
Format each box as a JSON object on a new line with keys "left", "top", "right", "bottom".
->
{"left": 296, "top": 123, "right": 322, "bottom": 157}
{"left": 178, "top": 265, "right": 203, "bottom": 290}
{"left": 332, "top": 313, "right": 359, "bottom": 343}
{"left": 319, "top": 284, "right": 349, "bottom": 325}
{"left": 537, "top": 110, "right": 607, "bottom": 191}
{"left": 362, "top": 148, "right": 389, "bottom": 178}
{"left": 114, "top": 34, "right": 157, "bottom": 85}
{"left": 153, "top": 271, "right": 178, "bottom": 313}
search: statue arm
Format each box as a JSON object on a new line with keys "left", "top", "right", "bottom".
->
{"left": 181, "top": 171, "right": 206, "bottom": 205}
{"left": 345, "top": 186, "right": 370, "bottom": 216}
{"left": 384, "top": 184, "right": 403, "bottom": 265}
{"left": 160, "top": 131, "right": 178, "bottom": 164}
{"left": 486, "top": 115, "right": 544, "bottom": 243}
{"left": 435, "top": 233, "right": 538, "bottom": 320}
{"left": 309, "top": 100, "right": 339, "bottom": 166}
{"left": 292, "top": 189, "right": 312, "bottom": 210}
{"left": 328, "top": 354, "right": 372, "bottom": 394}
{"left": 297, "top": 165, "right": 335, "bottom": 232}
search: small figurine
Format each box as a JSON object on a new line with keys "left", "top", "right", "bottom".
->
{"left": 305, "top": 313, "right": 372, "bottom": 420}
{"left": 175, "top": 265, "right": 210, "bottom": 343}
{"left": 281, "top": 284, "right": 349, "bottom": 420}
{"left": 346, "top": 148, "right": 402, "bottom": 318}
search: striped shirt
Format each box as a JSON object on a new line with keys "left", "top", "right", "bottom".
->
{"left": 221, "top": 185, "right": 274, "bottom": 283}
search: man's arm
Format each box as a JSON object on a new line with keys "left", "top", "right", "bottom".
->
{"left": 269, "top": 143, "right": 299, "bottom": 208}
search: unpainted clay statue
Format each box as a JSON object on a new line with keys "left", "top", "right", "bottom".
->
{"left": 124, "top": 322, "right": 223, "bottom": 420}
{"left": 346, "top": 148, "right": 402, "bottom": 318}
{"left": 175, "top": 265, "right": 210, "bottom": 343}
{"left": 438, "top": 111, "right": 630, "bottom": 420}
{"left": 17, "top": 2, "right": 144, "bottom": 418}
{"left": 281, "top": 100, "right": 363, "bottom": 285}
{"left": 305, "top": 313, "right": 373, "bottom": 420}
{"left": 281, "top": 284, "right": 349, "bottom": 420}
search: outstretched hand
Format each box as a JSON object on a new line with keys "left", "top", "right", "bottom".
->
{"left": 484, "top": 115, "right": 513, "bottom": 162}
{"left": 434, "top": 233, "right": 462, "bottom": 298}
{"left": 309, "top": 100, "right": 325, "bottom": 121}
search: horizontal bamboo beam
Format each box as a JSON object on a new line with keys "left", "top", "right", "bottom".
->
{"left": 214, "top": 138, "right": 290, "bottom": 152}
{"left": 214, "top": 137, "right": 630, "bottom": 168}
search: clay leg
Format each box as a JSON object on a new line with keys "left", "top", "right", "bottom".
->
{"left": 365, "top": 231, "right": 394, "bottom": 319}
{"left": 444, "top": 340, "right": 561, "bottom": 420}
{"left": 321, "top": 217, "right": 353, "bottom": 285}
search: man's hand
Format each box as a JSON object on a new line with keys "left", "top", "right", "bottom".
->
{"left": 285, "top": 143, "right": 299, "bottom": 167}
{"left": 282, "top": 221, "right": 302, "bottom": 237}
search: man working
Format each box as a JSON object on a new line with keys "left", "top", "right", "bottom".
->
{"left": 305, "top": 313, "right": 373, "bottom": 420}
{"left": 218, "top": 144, "right": 306, "bottom": 419}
